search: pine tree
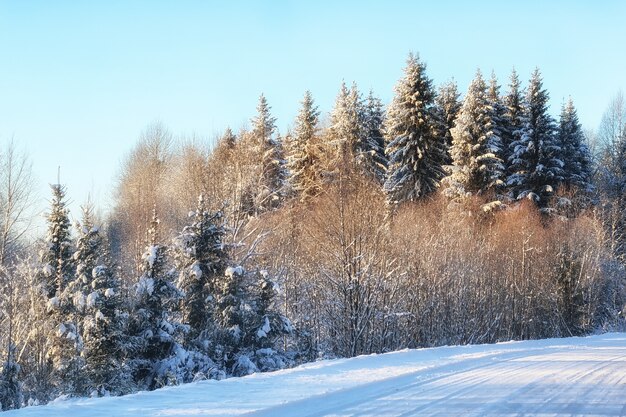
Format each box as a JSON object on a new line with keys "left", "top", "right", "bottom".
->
{"left": 384, "top": 53, "right": 447, "bottom": 204}
{"left": 252, "top": 95, "right": 287, "bottom": 212}
{"left": 287, "top": 91, "right": 322, "bottom": 200}
{"left": 507, "top": 69, "right": 562, "bottom": 208}
{"left": 503, "top": 69, "right": 526, "bottom": 190}
{"left": 131, "top": 208, "right": 183, "bottom": 390}
{"left": 558, "top": 98, "right": 592, "bottom": 193}
{"left": 175, "top": 195, "right": 228, "bottom": 346}
{"left": 434, "top": 80, "right": 461, "bottom": 164}
{"left": 445, "top": 70, "right": 505, "bottom": 198}
{"left": 359, "top": 90, "right": 387, "bottom": 184}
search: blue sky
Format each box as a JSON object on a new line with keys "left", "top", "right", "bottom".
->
{"left": 0, "top": 1, "right": 624, "bottom": 230}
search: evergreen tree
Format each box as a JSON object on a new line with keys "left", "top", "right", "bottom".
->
{"left": 252, "top": 95, "right": 287, "bottom": 212}
{"left": 487, "top": 72, "right": 509, "bottom": 172}
{"left": 70, "top": 204, "right": 101, "bottom": 334}
{"left": 445, "top": 70, "right": 505, "bottom": 198}
{"left": 359, "top": 90, "right": 388, "bottom": 184}
{"left": 507, "top": 69, "right": 562, "bottom": 208}
{"left": 221, "top": 127, "right": 237, "bottom": 150}
{"left": 175, "top": 195, "right": 228, "bottom": 346}
{"left": 214, "top": 267, "right": 292, "bottom": 376}
{"left": 0, "top": 345, "right": 22, "bottom": 411}
{"left": 384, "top": 53, "right": 447, "bottom": 204}
{"left": 502, "top": 69, "right": 526, "bottom": 189}
{"left": 40, "top": 184, "right": 82, "bottom": 396}
{"left": 41, "top": 184, "right": 73, "bottom": 299}
{"left": 558, "top": 98, "right": 592, "bottom": 193}
{"left": 329, "top": 81, "right": 366, "bottom": 169}
{"left": 434, "top": 80, "right": 461, "bottom": 164}
{"left": 131, "top": 208, "right": 183, "bottom": 390}
{"left": 287, "top": 91, "right": 322, "bottom": 200}
{"left": 82, "top": 262, "right": 129, "bottom": 395}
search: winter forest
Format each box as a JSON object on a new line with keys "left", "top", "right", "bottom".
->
{"left": 1, "top": 53, "right": 626, "bottom": 410}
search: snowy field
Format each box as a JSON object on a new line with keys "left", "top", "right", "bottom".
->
{"left": 6, "top": 333, "right": 626, "bottom": 416}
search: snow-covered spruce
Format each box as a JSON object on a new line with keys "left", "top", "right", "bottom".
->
{"left": 384, "top": 53, "right": 448, "bottom": 204}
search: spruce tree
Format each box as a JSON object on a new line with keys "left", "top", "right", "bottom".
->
{"left": 384, "top": 53, "right": 447, "bottom": 203}
{"left": 507, "top": 69, "right": 562, "bottom": 208}
{"left": 252, "top": 95, "right": 287, "bottom": 212}
{"left": 445, "top": 70, "right": 505, "bottom": 198}
{"left": 70, "top": 204, "right": 100, "bottom": 332}
{"left": 0, "top": 345, "right": 22, "bottom": 411}
{"left": 82, "top": 263, "right": 129, "bottom": 395}
{"left": 558, "top": 98, "right": 592, "bottom": 193}
{"left": 175, "top": 195, "right": 228, "bottom": 346}
{"left": 287, "top": 91, "right": 322, "bottom": 200}
{"left": 487, "top": 72, "right": 509, "bottom": 172}
{"left": 41, "top": 184, "right": 73, "bottom": 299}
{"left": 330, "top": 81, "right": 365, "bottom": 168}
{"left": 434, "top": 80, "right": 461, "bottom": 164}
{"left": 215, "top": 267, "right": 292, "bottom": 376}
{"left": 40, "top": 183, "right": 83, "bottom": 396}
{"left": 359, "top": 90, "right": 388, "bottom": 184}
{"left": 131, "top": 208, "right": 182, "bottom": 390}
{"left": 503, "top": 69, "right": 527, "bottom": 191}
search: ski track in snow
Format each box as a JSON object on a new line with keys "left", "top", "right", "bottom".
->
{"left": 6, "top": 333, "right": 626, "bottom": 417}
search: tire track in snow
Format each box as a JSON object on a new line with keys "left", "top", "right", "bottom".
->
{"left": 244, "top": 348, "right": 552, "bottom": 417}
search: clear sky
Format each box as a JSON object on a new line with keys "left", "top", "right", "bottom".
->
{"left": 0, "top": 0, "right": 624, "bottom": 233}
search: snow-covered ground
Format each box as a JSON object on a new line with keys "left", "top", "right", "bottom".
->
{"left": 7, "top": 333, "right": 626, "bottom": 416}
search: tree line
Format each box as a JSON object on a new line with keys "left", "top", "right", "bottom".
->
{"left": 0, "top": 52, "right": 625, "bottom": 410}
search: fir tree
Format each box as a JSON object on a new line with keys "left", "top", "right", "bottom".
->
{"left": 287, "top": 91, "right": 322, "bottom": 200}
{"left": 0, "top": 345, "right": 22, "bottom": 411}
{"left": 70, "top": 204, "right": 101, "bottom": 331}
{"left": 384, "top": 53, "right": 447, "bottom": 204}
{"left": 507, "top": 69, "right": 562, "bottom": 208}
{"left": 40, "top": 183, "right": 83, "bottom": 396}
{"left": 445, "top": 70, "right": 505, "bottom": 198}
{"left": 359, "top": 90, "right": 388, "bottom": 184}
{"left": 41, "top": 184, "right": 73, "bottom": 299}
{"left": 329, "top": 81, "right": 367, "bottom": 173}
{"left": 434, "top": 80, "right": 461, "bottom": 164}
{"left": 221, "top": 127, "right": 237, "bottom": 150}
{"left": 214, "top": 267, "right": 292, "bottom": 376}
{"left": 175, "top": 195, "right": 228, "bottom": 346}
{"left": 503, "top": 69, "right": 527, "bottom": 189}
{"left": 131, "top": 208, "right": 183, "bottom": 390}
{"left": 487, "top": 72, "right": 509, "bottom": 173}
{"left": 82, "top": 263, "right": 129, "bottom": 395}
{"left": 558, "top": 98, "right": 592, "bottom": 193}
{"left": 252, "top": 95, "right": 287, "bottom": 212}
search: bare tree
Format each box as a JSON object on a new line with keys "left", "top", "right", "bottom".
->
{"left": 0, "top": 139, "right": 36, "bottom": 266}
{"left": 109, "top": 122, "right": 173, "bottom": 280}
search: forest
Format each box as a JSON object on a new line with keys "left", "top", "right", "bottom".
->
{"left": 0, "top": 53, "right": 625, "bottom": 410}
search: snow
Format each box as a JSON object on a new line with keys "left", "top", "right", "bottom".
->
{"left": 144, "top": 245, "right": 159, "bottom": 269}
{"left": 86, "top": 292, "right": 98, "bottom": 308}
{"left": 92, "top": 265, "right": 106, "bottom": 278}
{"left": 256, "top": 316, "right": 271, "bottom": 338}
{"left": 104, "top": 288, "right": 115, "bottom": 298}
{"left": 6, "top": 333, "right": 626, "bottom": 416}
{"left": 225, "top": 266, "right": 243, "bottom": 277}
{"left": 42, "top": 264, "right": 55, "bottom": 277}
